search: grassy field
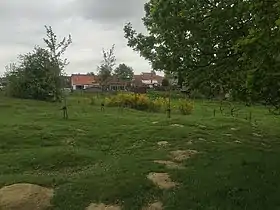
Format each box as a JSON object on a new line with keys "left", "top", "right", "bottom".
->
{"left": 0, "top": 94, "right": 280, "bottom": 210}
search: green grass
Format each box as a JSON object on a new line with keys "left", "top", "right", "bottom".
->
{"left": 0, "top": 94, "right": 280, "bottom": 209}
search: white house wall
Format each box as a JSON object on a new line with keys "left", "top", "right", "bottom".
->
{"left": 142, "top": 80, "right": 158, "bottom": 85}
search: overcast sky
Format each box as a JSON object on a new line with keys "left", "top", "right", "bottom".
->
{"left": 0, "top": 0, "right": 153, "bottom": 76}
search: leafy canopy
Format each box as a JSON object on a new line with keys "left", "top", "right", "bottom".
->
{"left": 124, "top": 0, "right": 280, "bottom": 110}
{"left": 114, "top": 63, "right": 134, "bottom": 81}
{"left": 97, "top": 45, "right": 116, "bottom": 86}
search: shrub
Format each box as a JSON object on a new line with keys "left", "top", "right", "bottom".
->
{"left": 161, "top": 78, "right": 169, "bottom": 87}
{"left": 178, "top": 99, "right": 194, "bottom": 115}
{"left": 150, "top": 97, "right": 167, "bottom": 112}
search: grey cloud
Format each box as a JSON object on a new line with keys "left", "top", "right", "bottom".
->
{"left": 72, "top": 0, "right": 147, "bottom": 20}
{"left": 68, "top": 0, "right": 148, "bottom": 30}
{"left": 0, "top": 0, "right": 151, "bottom": 75}
{"left": 0, "top": 1, "right": 59, "bottom": 21}
{"left": 0, "top": 0, "right": 72, "bottom": 47}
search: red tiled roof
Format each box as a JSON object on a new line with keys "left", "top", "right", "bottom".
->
{"left": 71, "top": 74, "right": 96, "bottom": 85}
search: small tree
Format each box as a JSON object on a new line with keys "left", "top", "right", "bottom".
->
{"left": 5, "top": 25, "right": 72, "bottom": 102}
{"left": 43, "top": 25, "right": 72, "bottom": 101}
{"left": 5, "top": 47, "right": 58, "bottom": 100}
{"left": 161, "top": 78, "right": 169, "bottom": 87}
{"left": 114, "top": 63, "right": 134, "bottom": 81}
{"left": 97, "top": 45, "right": 116, "bottom": 90}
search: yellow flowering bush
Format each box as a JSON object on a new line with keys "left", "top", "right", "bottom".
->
{"left": 178, "top": 99, "right": 194, "bottom": 115}
{"left": 104, "top": 93, "right": 194, "bottom": 115}
{"left": 104, "top": 93, "right": 166, "bottom": 112}
{"left": 149, "top": 97, "right": 167, "bottom": 112}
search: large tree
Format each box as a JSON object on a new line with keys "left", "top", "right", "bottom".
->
{"left": 124, "top": 0, "right": 280, "bottom": 109}
{"left": 114, "top": 63, "right": 134, "bottom": 81}
{"left": 124, "top": 0, "right": 250, "bottom": 91}
{"left": 234, "top": 1, "right": 280, "bottom": 111}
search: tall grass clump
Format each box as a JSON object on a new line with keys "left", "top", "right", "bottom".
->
{"left": 178, "top": 99, "right": 194, "bottom": 115}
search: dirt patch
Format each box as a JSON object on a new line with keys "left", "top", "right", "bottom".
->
{"left": 253, "top": 133, "right": 263, "bottom": 137}
{"left": 170, "top": 150, "right": 198, "bottom": 162}
{"left": 0, "top": 183, "right": 53, "bottom": 210}
{"left": 147, "top": 173, "right": 177, "bottom": 189}
{"left": 86, "top": 203, "right": 121, "bottom": 210}
{"left": 157, "top": 141, "right": 168, "bottom": 146}
{"left": 187, "top": 140, "right": 193, "bottom": 145}
{"left": 198, "top": 125, "right": 207, "bottom": 129}
{"left": 142, "top": 201, "right": 163, "bottom": 210}
{"left": 154, "top": 160, "right": 185, "bottom": 169}
{"left": 76, "top": 128, "right": 85, "bottom": 132}
{"left": 170, "top": 124, "right": 184, "bottom": 128}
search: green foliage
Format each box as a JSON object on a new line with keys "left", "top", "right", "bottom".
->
{"left": 233, "top": 1, "right": 280, "bottom": 111}
{"left": 44, "top": 25, "right": 72, "bottom": 70}
{"left": 178, "top": 99, "right": 194, "bottom": 115}
{"left": 5, "top": 25, "right": 72, "bottom": 102}
{"left": 124, "top": 0, "right": 280, "bottom": 112}
{"left": 87, "top": 72, "right": 95, "bottom": 76}
{"left": 124, "top": 0, "right": 248, "bottom": 93}
{"left": 5, "top": 47, "right": 58, "bottom": 101}
{"left": 161, "top": 78, "right": 169, "bottom": 87}
{"left": 43, "top": 25, "right": 72, "bottom": 101}
{"left": 114, "top": 63, "right": 134, "bottom": 81}
{"left": 97, "top": 45, "right": 116, "bottom": 88}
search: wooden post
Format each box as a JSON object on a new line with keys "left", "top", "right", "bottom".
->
{"left": 167, "top": 73, "right": 171, "bottom": 118}
{"left": 167, "top": 85, "right": 171, "bottom": 118}
{"left": 101, "top": 102, "right": 105, "bottom": 112}
{"left": 249, "top": 111, "right": 252, "bottom": 122}
{"left": 62, "top": 96, "right": 68, "bottom": 119}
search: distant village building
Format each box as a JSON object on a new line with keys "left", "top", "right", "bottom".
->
{"left": 71, "top": 74, "right": 98, "bottom": 90}
{"left": 70, "top": 74, "right": 129, "bottom": 91}
{"left": 132, "top": 72, "right": 163, "bottom": 88}
{"left": 70, "top": 71, "right": 164, "bottom": 91}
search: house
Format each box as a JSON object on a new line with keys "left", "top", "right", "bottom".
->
{"left": 103, "top": 75, "right": 131, "bottom": 91}
{"left": 71, "top": 74, "right": 99, "bottom": 90}
{"left": 132, "top": 72, "right": 164, "bottom": 88}
{"left": 71, "top": 74, "right": 129, "bottom": 91}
